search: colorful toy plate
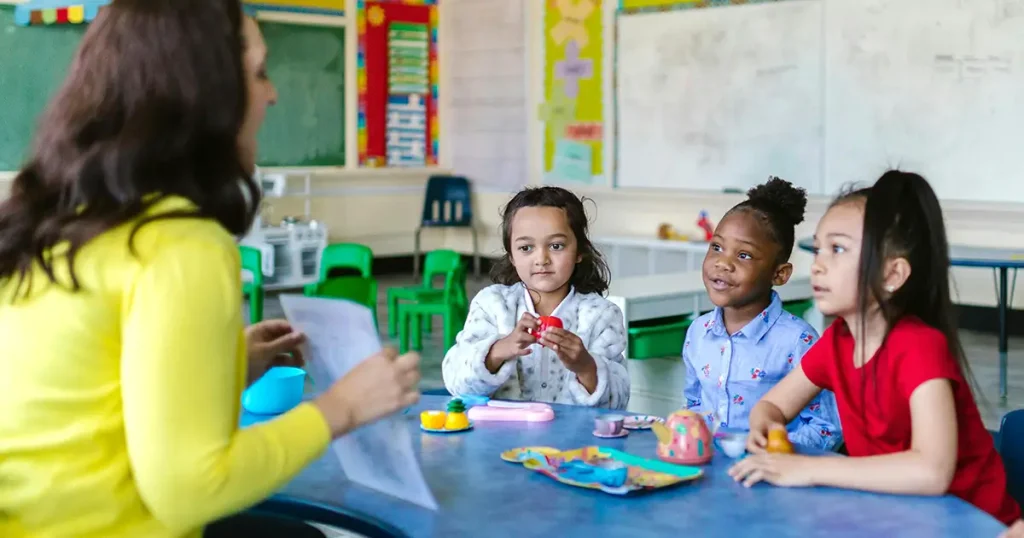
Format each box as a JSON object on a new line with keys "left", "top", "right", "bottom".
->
{"left": 622, "top": 415, "right": 664, "bottom": 430}
{"left": 500, "top": 446, "right": 562, "bottom": 463}
{"left": 420, "top": 422, "right": 474, "bottom": 434}
{"left": 505, "top": 446, "right": 702, "bottom": 495}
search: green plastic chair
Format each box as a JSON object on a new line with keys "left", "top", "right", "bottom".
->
{"left": 303, "top": 243, "right": 378, "bottom": 327}
{"left": 305, "top": 276, "right": 379, "bottom": 330}
{"left": 387, "top": 249, "right": 462, "bottom": 337}
{"left": 319, "top": 243, "right": 373, "bottom": 279}
{"left": 240, "top": 246, "right": 264, "bottom": 324}
{"left": 398, "top": 264, "right": 468, "bottom": 354}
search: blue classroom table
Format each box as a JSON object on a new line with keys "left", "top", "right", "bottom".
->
{"left": 251, "top": 396, "right": 1007, "bottom": 538}
{"left": 798, "top": 238, "right": 1024, "bottom": 400}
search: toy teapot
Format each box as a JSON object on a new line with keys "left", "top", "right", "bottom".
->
{"left": 651, "top": 410, "right": 714, "bottom": 465}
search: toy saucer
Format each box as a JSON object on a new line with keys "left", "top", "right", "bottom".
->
{"left": 623, "top": 415, "right": 664, "bottom": 430}
{"left": 500, "top": 446, "right": 561, "bottom": 463}
{"left": 420, "top": 421, "right": 474, "bottom": 434}
{"left": 592, "top": 429, "right": 629, "bottom": 439}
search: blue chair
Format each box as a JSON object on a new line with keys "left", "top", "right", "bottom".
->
{"left": 414, "top": 175, "right": 479, "bottom": 279}
{"left": 999, "top": 409, "right": 1024, "bottom": 509}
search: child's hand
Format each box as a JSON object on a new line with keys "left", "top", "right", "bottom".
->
{"left": 727, "top": 453, "right": 818, "bottom": 488}
{"left": 746, "top": 419, "right": 787, "bottom": 454}
{"left": 539, "top": 328, "right": 598, "bottom": 389}
{"left": 485, "top": 313, "right": 538, "bottom": 371}
{"left": 1000, "top": 520, "right": 1024, "bottom": 537}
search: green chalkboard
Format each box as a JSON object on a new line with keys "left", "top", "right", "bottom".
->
{"left": 0, "top": 6, "right": 85, "bottom": 171}
{"left": 257, "top": 21, "right": 346, "bottom": 167}
{"left": 0, "top": 8, "right": 346, "bottom": 170}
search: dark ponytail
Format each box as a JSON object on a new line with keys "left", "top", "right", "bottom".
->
{"left": 841, "top": 171, "right": 976, "bottom": 391}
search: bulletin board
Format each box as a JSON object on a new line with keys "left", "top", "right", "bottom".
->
{"left": 357, "top": 0, "right": 439, "bottom": 168}
{"left": 619, "top": 0, "right": 783, "bottom": 15}
{"left": 541, "top": 0, "right": 604, "bottom": 185}
{"left": 13, "top": 0, "right": 109, "bottom": 26}
{"left": 245, "top": 0, "right": 345, "bottom": 16}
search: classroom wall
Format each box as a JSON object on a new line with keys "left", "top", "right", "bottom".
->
{"left": 4, "top": 0, "right": 1024, "bottom": 312}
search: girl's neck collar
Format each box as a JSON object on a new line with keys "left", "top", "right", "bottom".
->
{"left": 720, "top": 293, "right": 774, "bottom": 335}
{"left": 524, "top": 283, "right": 573, "bottom": 317}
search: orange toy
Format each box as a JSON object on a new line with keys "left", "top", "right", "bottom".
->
{"left": 420, "top": 410, "right": 447, "bottom": 430}
{"left": 766, "top": 428, "right": 794, "bottom": 454}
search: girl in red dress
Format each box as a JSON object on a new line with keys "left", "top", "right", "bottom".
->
{"left": 729, "top": 170, "right": 1020, "bottom": 527}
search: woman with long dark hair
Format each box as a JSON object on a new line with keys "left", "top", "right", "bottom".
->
{"left": 0, "top": 1, "right": 420, "bottom": 537}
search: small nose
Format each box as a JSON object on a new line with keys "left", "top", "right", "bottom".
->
{"left": 267, "top": 81, "right": 279, "bottom": 107}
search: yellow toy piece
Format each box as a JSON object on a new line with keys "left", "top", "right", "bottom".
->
{"left": 444, "top": 398, "right": 469, "bottom": 430}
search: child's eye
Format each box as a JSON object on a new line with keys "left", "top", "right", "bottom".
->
{"left": 518, "top": 245, "right": 533, "bottom": 253}
{"left": 738, "top": 252, "right": 752, "bottom": 260}
{"left": 832, "top": 244, "right": 845, "bottom": 254}
{"left": 549, "top": 243, "right": 565, "bottom": 251}
{"left": 710, "top": 243, "right": 723, "bottom": 252}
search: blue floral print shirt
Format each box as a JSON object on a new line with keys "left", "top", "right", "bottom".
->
{"left": 682, "top": 292, "right": 843, "bottom": 451}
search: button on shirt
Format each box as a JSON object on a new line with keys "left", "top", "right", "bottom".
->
{"left": 682, "top": 292, "right": 843, "bottom": 450}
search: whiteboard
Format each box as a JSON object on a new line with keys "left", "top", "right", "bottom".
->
{"left": 616, "top": 0, "right": 1024, "bottom": 203}
{"left": 825, "top": 0, "right": 1024, "bottom": 202}
{"left": 616, "top": 1, "right": 824, "bottom": 193}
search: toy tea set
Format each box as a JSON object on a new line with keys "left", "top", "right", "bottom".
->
{"left": 417, "top": 315, "right": 798, "bottom": 496}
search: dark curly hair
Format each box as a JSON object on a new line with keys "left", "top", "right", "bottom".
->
{"left": 727, "top": 176, "right": 807, "bottom": 264}
{"left": 489, "top": 186, "right": 610, "bottom": 295}
{"left": 0, "top": 0, "right": 257, "bottom": 299}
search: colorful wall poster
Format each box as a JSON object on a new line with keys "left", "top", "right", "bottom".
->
{"left": 386, "top": 22, "right": 429, "bottom": 166}
{"left": 619, "top": 0, "right": 787, "bottom": 15}
{"left": 244, "top": 0, "right": 344, "bottom": 16}
{"left": 357, "top": 0, "right": 439, "bottom": 168}
{"left": 552, "top": 139, "right": 594, "bottom": 183}
{"left": 542, "top": 0, "right": 603, "bottom": 184}
{"left": 14, "top": 0, "right": 109, "bottom": 25}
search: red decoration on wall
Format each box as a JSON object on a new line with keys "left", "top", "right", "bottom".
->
{"left": 363, "top": 2, "right": 434, "bottom": 167}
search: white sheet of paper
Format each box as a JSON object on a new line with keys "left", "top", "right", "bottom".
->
{"left": 279, "top": 294, "right": 438, "bottom": 511}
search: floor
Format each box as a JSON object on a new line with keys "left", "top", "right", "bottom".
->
{"left": 257, "top": 275, "right": 1024, "bottom": 430}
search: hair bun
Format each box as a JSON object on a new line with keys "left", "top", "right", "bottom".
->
{"left": 747, "top": 176, "right": 807, "bottom": 226}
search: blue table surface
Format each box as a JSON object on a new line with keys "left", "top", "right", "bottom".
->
{"left": 266, "top": 396, "right": 1006, "bottom": 538}
{"left": 798, "top": 237, "right": 1024, "bottom": 268}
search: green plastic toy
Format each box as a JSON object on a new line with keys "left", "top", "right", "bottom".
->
{"left": 446, "top": 398, "right": 466, "bottom": 414}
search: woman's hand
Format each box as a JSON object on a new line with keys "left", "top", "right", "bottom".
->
{"left": 728, "top": 453, "right": 820, "bottom": 488}
{"left": 245, "top": 319, "right": 306, "bottom": 386}
{"left": 314, "top": 347, "right": 421, "bottom": 438}
{"left": 539, "top": 327, "right": 598, "bottom": 391}
{"left": 485, "top": 313, "right": 538, "bottom": 372}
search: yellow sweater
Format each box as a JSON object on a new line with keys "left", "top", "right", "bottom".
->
{"left": 0, "top": 196, "right": 330, "bottom": 538}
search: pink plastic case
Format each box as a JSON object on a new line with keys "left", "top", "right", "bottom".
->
{"left": 467, "top": 401, "right": 555, "bottom": 422}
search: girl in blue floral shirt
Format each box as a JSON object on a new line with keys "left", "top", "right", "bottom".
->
{"left": 682, "top": 177, "right": 842, "bottom": 450}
